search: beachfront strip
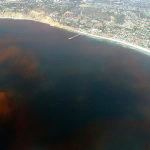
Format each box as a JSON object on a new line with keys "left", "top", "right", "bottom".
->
{"left": 1, "top": 16, "right": 150, "bottom": 55}
{"left": 0, "top": 0, "right": 150, "bottom": 54}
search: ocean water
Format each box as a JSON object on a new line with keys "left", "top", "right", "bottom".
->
{"left": 0, "top": 19, "right": 150, "bottom": 150}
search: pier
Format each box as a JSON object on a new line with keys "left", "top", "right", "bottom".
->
{"left": 68, "top": 34, "right": 81, "bottom": 40}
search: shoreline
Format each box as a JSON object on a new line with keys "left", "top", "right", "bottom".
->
{"left": 0, "top": 16, "right": 150, "bottom": 55}
{"left": 78, "top": 31, "right": 150, "bottom": 54}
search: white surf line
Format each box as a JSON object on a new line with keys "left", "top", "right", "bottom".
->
{"left": 0, "top": 17, "right": 50, "bottom": 25}
{"left": 0, "top": 17, "right": 150, "bottom": 54}
{"left": 75, "top": 31, "right": 150, "bottom": 54}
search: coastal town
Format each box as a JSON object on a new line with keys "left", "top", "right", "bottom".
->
{"left": 0, "top": 0, "right": 150, "bottom": 49}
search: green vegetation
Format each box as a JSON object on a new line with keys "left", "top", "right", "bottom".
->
{"left": 115, "top": 14, "right": 125, "bottom": 24}
{"left": 140, "top": 11, "right": 150, "bottom": 19}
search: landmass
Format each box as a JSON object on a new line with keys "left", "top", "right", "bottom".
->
{"left": 0, "top": 0, "right": 150, "bottom": 53}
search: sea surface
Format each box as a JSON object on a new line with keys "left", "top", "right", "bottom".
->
{"left": 0, "top": 19, "right": 150, "bottom": 150}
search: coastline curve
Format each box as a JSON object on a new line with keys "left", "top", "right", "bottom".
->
{"left": 0, "top": 13, "right": 150, "bottom": 55}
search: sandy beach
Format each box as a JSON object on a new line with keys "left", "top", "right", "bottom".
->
{"left": 1, "top": 16, "right": 150, "bottom": 55}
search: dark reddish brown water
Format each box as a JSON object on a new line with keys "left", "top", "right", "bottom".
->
{"left": 0, "top": 19, "right": 150, "bottom": 150}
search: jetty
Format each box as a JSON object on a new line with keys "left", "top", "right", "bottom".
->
{"left": 68, "top": 34, "right": 81, "bottom": 40}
